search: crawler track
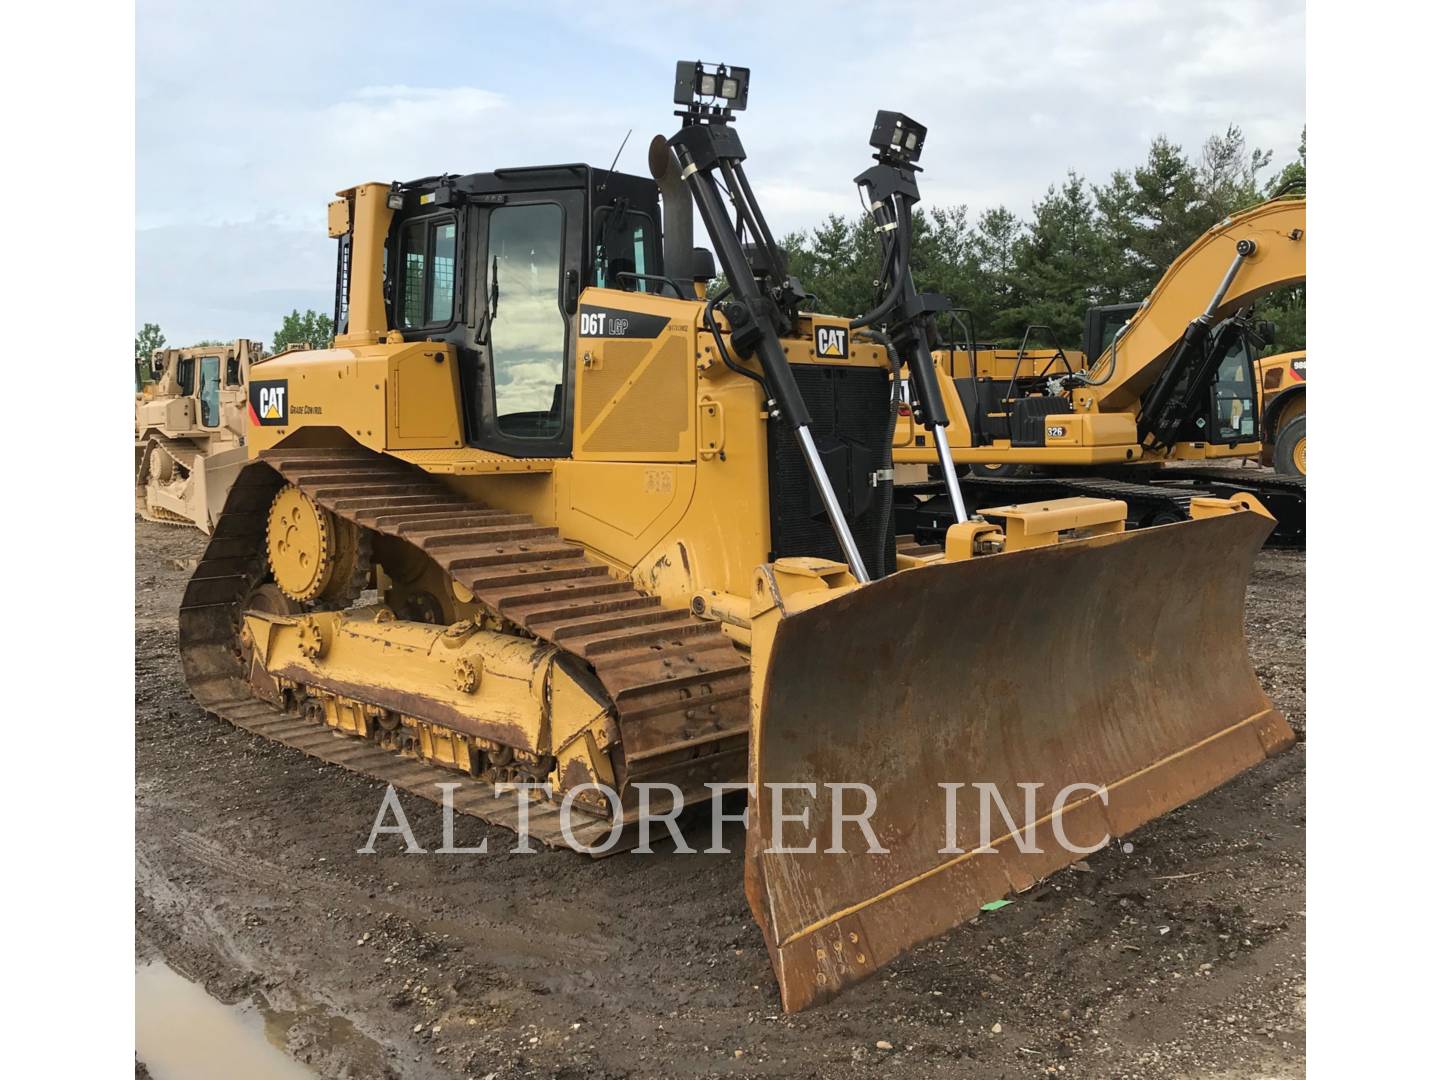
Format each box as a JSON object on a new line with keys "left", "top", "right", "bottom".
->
{"left": 179, "top": 446, "right": 751, "bottom": 849}
{"left": 136, "top": 434, "right": 206, "bottom": 529}
{"left": 898, "top": 468, "right": 1305, "bottom": 546}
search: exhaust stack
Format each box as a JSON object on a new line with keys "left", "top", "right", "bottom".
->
{"left": 648, "top": 134, "right": 694, "bottom": 283}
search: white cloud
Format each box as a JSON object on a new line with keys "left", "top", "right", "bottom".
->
{"left": 137, "top": 0, "right": 1304, "bottom": 343}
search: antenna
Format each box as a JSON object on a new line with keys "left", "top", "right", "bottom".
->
{"left": 605, "top": 129, "right": 633, "bottom": 177}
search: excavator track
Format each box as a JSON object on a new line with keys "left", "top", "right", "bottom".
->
{"left": 1154, "top": 466, "right": 1305, "bottom": 544}
{"left": 179, "top": 446, "right": 752, "bottom": 849}
{"left": 899, "top": 468, "right": 1304, "bottom": 546}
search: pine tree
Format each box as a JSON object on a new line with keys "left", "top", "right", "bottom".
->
{"left": 1011, "top": 173, "right": 1105, "bottom": 345}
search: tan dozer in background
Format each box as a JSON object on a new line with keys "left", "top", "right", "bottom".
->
{"left": 178, "top": 66, "right": 1293, "bottom": 1012}
{"left": 136, "top": 339, "right": 262, "bottom": 532}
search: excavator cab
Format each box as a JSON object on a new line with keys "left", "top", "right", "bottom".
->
{"left": 1135, "top": 311, "right": 1265, "bottom": 454}
{"left": 1083, "top": 302, "right": 1140, "bottom": 366}
{"left": 1205, "top": 322, "right": 1261, "bottom": 446}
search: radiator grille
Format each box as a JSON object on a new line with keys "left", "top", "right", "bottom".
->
{"left": 767, "top": 365, "right": 895, "bottom": 579}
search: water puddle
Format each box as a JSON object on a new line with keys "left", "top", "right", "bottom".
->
{"left": 135, "top": 960, "right": 319, "bottom": 1080}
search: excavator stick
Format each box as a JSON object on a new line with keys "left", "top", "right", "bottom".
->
{"left": 744, "top": 508, "right": 1293, "bottom": 1011}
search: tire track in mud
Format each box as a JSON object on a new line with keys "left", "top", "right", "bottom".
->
{"left": 165, "top": 828, "right": 615, "bottom": 971}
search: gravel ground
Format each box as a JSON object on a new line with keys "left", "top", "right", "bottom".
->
{"left": 136, "top": 521, "right": 1305, "bottom": 1079}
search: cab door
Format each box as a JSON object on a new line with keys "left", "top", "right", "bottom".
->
{"left": 471, "top": 192, "right": 584, "bottom": 458}
{"left": 1208, "top": 336, "right": 1258, "bottom": 445}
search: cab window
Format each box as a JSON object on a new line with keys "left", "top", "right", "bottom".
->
{"left": 593, "top": 208, "right": 659, "bottom": 292}
{"left": 176, "top": 356, "right": 195, "bottom": 395}
{"left": 225, "top": 356, "right": 242, "bottom": 386}
{"left": 198, "top": 356, "right": 221, "bottom": 427}
{"left": 1098, "top": 311, "right": 1128, "bottom": 353}
{"left": 1212, "top": 338, "right": 1257, "bottom": 442}
{"left": 398, "top": 217, "right": 458, "bottom": 328}
{"left": 489, "top": 203, "right": 566, "bottom": 439}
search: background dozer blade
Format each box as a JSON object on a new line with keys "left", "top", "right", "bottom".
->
{"left": 745, "top": 510, "right": 1293, "bottom": 1012}
{"left": 198, "top": 446, "right": 249, "bottom": 534}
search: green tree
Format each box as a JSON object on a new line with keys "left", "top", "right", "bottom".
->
{"left": 1198, "top": 125, "right": 1272, "bottom": 217}
{"left": 965, "top": 207, "right": 1024, "bottom": 340}
{"left": 763, "top": 123, "right": 1308, "bottom": 352}
{"left": 1266, "top": 127, "right": 1306, "bottom": 195}
{"left": 134, "top": 322, "right": 166, "bottom": 388}
{"left": 1256, "top": 129, "right": 1307, "bottom": 353}
{"left": 272, "top": 309, "right": 334, "bottom": 353}
{"left": 1093, "top": 136, "right": 1211, "bottom": 299}
{"left": 1010, "top": 173, "right": 1106, "bottom": 345}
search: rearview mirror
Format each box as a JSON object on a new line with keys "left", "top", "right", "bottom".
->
{"left": 1254, "top": 320, "right": 1277, "bottom": 346}
{"left": 690, "top": 247, "right": 716, "bottom": 283}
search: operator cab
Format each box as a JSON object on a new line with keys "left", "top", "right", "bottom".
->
{"left": 1202, "top": 329, "right": 1259, "bottom": 445}
{"left": 150, "top": 346, "right": 244, "bottom": 430}
{"left": 1083, "top": 303, "right": 1141, "bottom": 366}
{"left": 333, "top": 166, "right": 670, "bottom": 459}
{"left": 1089, "top": 303, "right": 1261, "bottom": 451}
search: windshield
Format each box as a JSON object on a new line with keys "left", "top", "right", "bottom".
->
{"left": 593, "top": 208, "right": 659, "bottom": 292}
{"left": 198, "top": 356, "right": 221, "bottom": 427}
{"left": 1211, "top": 337, "right": 1257, "bottom": 442}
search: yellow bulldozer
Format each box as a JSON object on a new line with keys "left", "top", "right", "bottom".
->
{"left": 136, "top": 339, "right": 263, "bottom": 532}
{"left": 1257, "top": 349, "right": 1305, "bottom": 475}
{"left": 179, "top": 65, "right": 1292, "bottom": 1012}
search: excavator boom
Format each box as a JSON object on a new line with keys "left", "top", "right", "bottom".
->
{"left": 1095, "top": 195, "right": 1306, "bottom": 409}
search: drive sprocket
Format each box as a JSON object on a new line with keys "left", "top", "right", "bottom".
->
{"left": 265, "top": 484, "right": 369, "bottom": 606}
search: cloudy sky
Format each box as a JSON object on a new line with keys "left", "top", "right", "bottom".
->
{"left": 137, "top": 0, "right": 1304, "bottom": 346}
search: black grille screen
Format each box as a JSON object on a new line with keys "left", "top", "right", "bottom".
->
{"left": 767, "top": 365, "right": 896, "bottom": 579}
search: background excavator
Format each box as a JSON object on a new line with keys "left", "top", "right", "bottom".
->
{"left": 178, "top": 63, "right": 1292, "bottom": 1012}
{"left": 136, "top": 339, "right": 264, "bottom": 532}
{"left": 888, "top": 192, "right": 1306, "bottom": 541}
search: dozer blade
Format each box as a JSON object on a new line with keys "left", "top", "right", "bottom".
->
{"left": 199, "top": 445, "right": 249, "bottom": 534}
{"left": 744, "top": 509, "right": 1293, "bottom": 1011}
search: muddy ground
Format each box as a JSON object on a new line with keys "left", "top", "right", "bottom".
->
{"left": 136, "top": 521, "right": 1305, "bottom": 1079}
